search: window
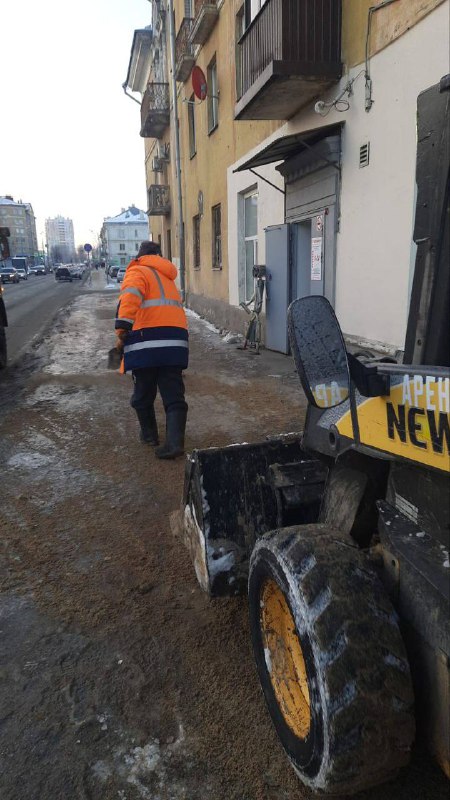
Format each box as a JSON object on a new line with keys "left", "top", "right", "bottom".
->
{"left": 207, "top": 57, "right": 219, "bottom": 133}
{"left": 135, "top": 229, "right": 139, "bottom": 237}
{"left": 167, "top": 229, "right": 172, "bottom": 262}
{"left": 135, "top": 243, "right": 139, "bottom": 251}
{"left": 119, "top": 229, "right": 125, "bottom": 239}
{"left": 184, "top": 0, "right": 193, "bottom": 17}
{"left": 119, "top": 243, "right": 126, "bottom": 251}
{"left": 188, "top": 94, "right": 196, "bottom": 159}
{"left": 244, "top": 0, "right": 268, "bottom": 27}
{"left": 212, "top": 205, "right": 221, "bottom": 269}
{"left": 193, "top": 216, "right": 200, "bottom": 269}
{"left": 120, "top": 257, "right": 126, "bottom": 265}
{"left": 236, "top": 6, "right": 246, "bottom": 97}
{"left": 244, "top": 191, "right": 258, "bottom": 301}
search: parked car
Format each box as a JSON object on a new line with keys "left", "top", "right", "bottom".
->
{"left": 15, "top": 268, "right": 28, "bottom": 281}
{"left": 55, "top": 267, "right": 73, "bottom": 282}
{"left": 0, "top": 267, "right": 20, "bottom": 284}
{"left": 116, "top": 268, "right": 127, "bottom": 283}
{"left": 69, "top": 266, "right": 83, "bottom": 280}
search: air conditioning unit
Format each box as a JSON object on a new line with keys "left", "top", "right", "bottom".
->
{"left": 157, "top": 142, "right": 170, "bottom": 162}
{"left": 152, "top": 157, "right": 163, "bottom": 173}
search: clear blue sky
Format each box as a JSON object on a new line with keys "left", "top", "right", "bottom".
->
{"left": 3, "top": 0, "right": 151, "bottom": 247}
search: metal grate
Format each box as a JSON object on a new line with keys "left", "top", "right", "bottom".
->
{"left": 359, "top": 142, "right": 370, "bottom": 168}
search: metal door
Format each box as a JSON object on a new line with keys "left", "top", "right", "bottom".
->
{"left": 265, "top": 224, "right": 290, "bottom": 353}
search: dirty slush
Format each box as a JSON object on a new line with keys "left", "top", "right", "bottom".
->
{"left": 0, "top": 285, "right": 447, "bottom": 800}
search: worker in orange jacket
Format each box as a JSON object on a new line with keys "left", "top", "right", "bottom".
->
{"left": 115, "top": 241, "right": 188, "bottom": 459}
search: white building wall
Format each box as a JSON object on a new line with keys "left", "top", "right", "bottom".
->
{"left": 228, "top": 1, "right": 449, "bottom": 351}
{"left": 335, "top": 3, "right": 448, "bottom": 349}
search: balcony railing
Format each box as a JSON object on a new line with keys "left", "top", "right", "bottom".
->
{"left": 175, "top": 18, "right": 195, "bottom": 82}
{"left": 140, "top": 83, "right": 170, "bottom": 139}
{"left": 148, "top": 185, "right": 170, "bottom": 216}
{"left": 235, "top": 0, "right": 342, "bottom": 120}
{"left": 190, "top": 0, "right": 219, "bottom": 46}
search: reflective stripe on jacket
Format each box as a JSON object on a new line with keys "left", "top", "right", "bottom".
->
{"left": 115, "top": 255, "right": 188, "bottom": 372}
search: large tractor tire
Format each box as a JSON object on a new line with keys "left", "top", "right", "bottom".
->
{"left": 249, "top": 525, "right": 415, "bottom": 795}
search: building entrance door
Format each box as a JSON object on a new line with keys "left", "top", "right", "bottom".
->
{"left": 291, "top": 212, "right": 326, "bottom": 303}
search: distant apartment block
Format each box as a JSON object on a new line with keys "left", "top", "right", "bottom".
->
{"left": 45, "top": 216, "right": 76, "bottom": 263}
{"left": 0, "top": 196, "right": 39, "bottom": 264}
{"left": 101, "top": 206, "right": 149, "bottom": 266}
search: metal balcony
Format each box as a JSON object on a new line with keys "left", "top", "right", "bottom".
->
{"left": 140, "top": 83, "right": 170, "bottom": 139}
{"left": 148, "top": 185, "right": 170, "bottom": 216}
{"left": 190, "top": 0, "right": 219, "bottom": 46}
{"left": 175, "top": 18, "right": 195, "bottom": 82}
{"left": 235, "top": 0, "right": 342, "bottom": 121}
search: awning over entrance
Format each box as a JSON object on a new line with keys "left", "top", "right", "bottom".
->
{"left": 233, "top": 122, "right": 343, "bottom": 173}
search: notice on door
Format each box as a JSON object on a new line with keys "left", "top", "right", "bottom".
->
{"left": 311, "top": 237, "right": 322, "bottom": 281}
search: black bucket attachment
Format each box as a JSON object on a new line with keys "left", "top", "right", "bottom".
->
{"left": 182, "top": 435, "right": 328, "bottom": 596}
{"left": 107, "top": 347, "right": 122, "bottom": 370}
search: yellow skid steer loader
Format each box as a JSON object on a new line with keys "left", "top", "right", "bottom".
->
{"left": 180, "top": 76, "right": 450, "bottom": 794}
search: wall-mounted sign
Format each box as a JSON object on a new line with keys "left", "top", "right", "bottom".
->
{"left": 311, "top": 237, "right": 323, "bottom": 281}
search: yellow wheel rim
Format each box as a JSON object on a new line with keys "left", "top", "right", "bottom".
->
{"left": 260, "top": 579, "right": 311, "bottom": 740}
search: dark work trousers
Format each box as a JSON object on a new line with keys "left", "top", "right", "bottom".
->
{"left": 130, "top": 366, "right": 188, "bottom": 414}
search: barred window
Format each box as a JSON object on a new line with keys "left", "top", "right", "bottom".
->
{"left": 212, "top": 204, "right": 221, "bottom": 270}
{"left": 193, "top": 215, "right": 201, "bottom": 269}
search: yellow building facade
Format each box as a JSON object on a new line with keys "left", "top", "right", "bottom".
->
{"left": 127, "top": 0, "right": 447, "bottom": 337}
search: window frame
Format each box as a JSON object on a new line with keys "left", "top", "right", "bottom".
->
{"left": 188, "top": 93, "right": 196, "bottom": 159}
{"left": 193, "top": 215, "right": 201, "bottom": 270}
{"left": 211, "top": 204, "right": 222, "bottom": 270}
{"left": 243, "top": 189, "right": 258, "bottom": 303}
{"left": 235, "top": 5, "right": 246, "bottom": 98}
{"left": 207, "top": 57, "right": 219, "bottom": 135}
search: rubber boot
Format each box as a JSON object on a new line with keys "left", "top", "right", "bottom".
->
{"left": 155, "top": 409, "right": 187, "bottom": 460}
{"left": 136, "top": 408, "right": 159, "bottom": 446}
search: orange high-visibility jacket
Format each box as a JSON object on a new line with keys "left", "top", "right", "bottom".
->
{"left": 115, "top": 255, "right": 188, "bottom": 372}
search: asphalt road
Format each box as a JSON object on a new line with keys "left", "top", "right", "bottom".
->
{"left": 2, "top": 272, "right": 83, "bottom": 365}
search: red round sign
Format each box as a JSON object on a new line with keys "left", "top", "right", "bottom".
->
{"left": 192, "top": 66, "right": 207, "bottom": 101}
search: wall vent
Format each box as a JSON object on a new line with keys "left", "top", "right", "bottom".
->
{"left": 359, "top": 142, "right": 370, "bottom": 168}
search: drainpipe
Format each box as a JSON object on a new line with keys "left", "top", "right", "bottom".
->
{"left": 167, "top": 0, "right": 186, "bottom": 302}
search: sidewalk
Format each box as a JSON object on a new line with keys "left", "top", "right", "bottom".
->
{"left": 0, "top": 290, "right": 445, "bottom": 800}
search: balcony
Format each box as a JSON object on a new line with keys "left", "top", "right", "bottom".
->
{"left": 175, "top": 18, "right": 195, "bottom": 82}
{"left": 190, "top": 0, "right": 219, "bottom": 46}
{"left": 235, "top": 0, "right": 342, "bottom": 121}
{"left": 140, "top": 83, "right": 170, "bottom": 139}
{"left": 148, "top": 185, "right": 170, "bottom": 216}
